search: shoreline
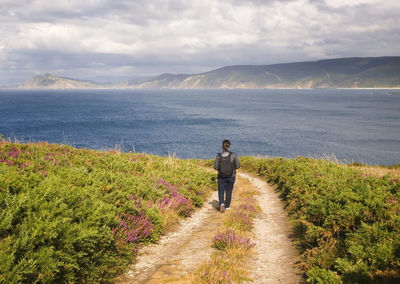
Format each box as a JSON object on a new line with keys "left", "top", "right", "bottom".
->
{"left": 2, "top": 87, "right": 400, "bottom": 91}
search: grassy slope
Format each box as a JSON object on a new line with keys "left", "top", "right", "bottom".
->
{"left": 0, "top": 142, "right": 216, "bottom": 283}
{"left": 240, "top": 156, "right": 400, "bottom": 283}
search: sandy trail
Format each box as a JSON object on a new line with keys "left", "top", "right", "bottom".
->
{"left": 239, "top": 172, "right": 303, "bottom": 284}
{"left": 114, "top": 172, "right": 302, "bottom": 283}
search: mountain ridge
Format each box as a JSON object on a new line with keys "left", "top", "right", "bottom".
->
{"left": 18, "top": 56, "right": 400, "bottom": 89}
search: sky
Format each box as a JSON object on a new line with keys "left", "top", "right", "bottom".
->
{"left": 0, "top": 0, "right": 399, "bottom": 86}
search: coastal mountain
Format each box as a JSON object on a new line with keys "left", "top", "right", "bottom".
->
{"left": 18, "top": 73, "right": 104, "bottom": 89}
{"left": 18, "top": 57, "right": 400, "bottom": 89}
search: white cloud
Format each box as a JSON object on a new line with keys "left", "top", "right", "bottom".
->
{"left": 324, "top": 0, "right": 380, "bottom": 8}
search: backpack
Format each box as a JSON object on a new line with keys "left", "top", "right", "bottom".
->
{"left": 219, "top": 152, "right": 234, "bottom": 178}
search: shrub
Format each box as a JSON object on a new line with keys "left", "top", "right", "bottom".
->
{"left": 213, "top": 228, "right": 255, "bottom": 251}
{"left": 307, "top": 266, "right": 342, "bottom": 284}
{"left": 224, "top": 207, "right": 254, "bottom": 232}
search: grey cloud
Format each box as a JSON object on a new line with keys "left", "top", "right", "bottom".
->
{"left": 0, "top": 0, "right": 194, "bottom": 25}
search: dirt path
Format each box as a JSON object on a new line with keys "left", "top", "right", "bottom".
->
{"left": 115, "top": 172, "right": 302, "bottom": 283}
{"left": 239, "top": 172, "right": 303, "bottom": 284}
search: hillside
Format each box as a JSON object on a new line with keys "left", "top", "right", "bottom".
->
{"left": 0, "top": 141, "right": 215, "bottom": 282}
{"left": 18, "top": 73, "right": 105, "bottom": 89}
{"left": 18, "top": 56, "right": 400, "bottom": 89}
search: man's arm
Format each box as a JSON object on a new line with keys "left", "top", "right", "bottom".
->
{"left": 233, "top": 153, "right": 240, "bottom": 169}
{"left": 214, "top": 154, "right": 220, "bottom": 170}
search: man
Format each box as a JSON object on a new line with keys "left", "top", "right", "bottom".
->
{"left": 214, "top": 139, "right": 240, "bottom": 212}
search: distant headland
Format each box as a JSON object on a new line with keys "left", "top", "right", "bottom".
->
{"left": 17, "top": 56, "right": 400, "bottom": 90}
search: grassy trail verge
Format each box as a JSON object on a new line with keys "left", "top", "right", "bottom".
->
{"left": 187, "top": 173, "right": 258, "bottom": 283}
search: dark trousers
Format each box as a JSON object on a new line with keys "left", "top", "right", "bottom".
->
{"left": 218, "top": 176, "right": 236, "bottom": 208}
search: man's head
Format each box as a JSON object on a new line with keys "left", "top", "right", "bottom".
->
{"left": 222, "top": 139, "right": 231, "bottom": 151}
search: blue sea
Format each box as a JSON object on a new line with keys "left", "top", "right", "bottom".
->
{"left": 0, "top": 89, "right": 399, "bottom": 165}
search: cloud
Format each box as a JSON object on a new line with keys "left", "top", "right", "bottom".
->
{"left": 0, "top": 0, "right": 399, "bottom": 85}
{"left": 324, "top": 0, "right": 380, "bottom": 8}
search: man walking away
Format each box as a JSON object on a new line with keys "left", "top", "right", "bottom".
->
{"left": 214, "top": 139, "right": 240, "bottom": 212}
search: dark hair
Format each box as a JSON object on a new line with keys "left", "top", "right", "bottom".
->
{"left": 222, "top": 139, "right": 231, "bottom": 151}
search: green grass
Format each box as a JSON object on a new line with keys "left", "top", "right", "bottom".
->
{"left": 0, "top": 141, "right": 216, "bottom": 283}
{"left": 240, "top": 156, "right": 400, "bottom": 284}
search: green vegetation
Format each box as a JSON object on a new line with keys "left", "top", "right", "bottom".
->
{"left": 3, "top": 140, "right": 400, "bottom": 283}
{"left": 0, "top": 142, "right": 215, "bottom": 283}
{"left": 240, "top": 156, "right": 400, "bottom": 283}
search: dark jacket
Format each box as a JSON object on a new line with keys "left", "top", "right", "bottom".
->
{"left": 214, "top": 151, "right": 240, "bottom": 178}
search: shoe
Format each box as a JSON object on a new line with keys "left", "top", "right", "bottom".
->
{"left": 220, "top": 204, "right": 225, "bottom": 213}
{"left": 226, "top": 207, "right": 231, "bottom": 210}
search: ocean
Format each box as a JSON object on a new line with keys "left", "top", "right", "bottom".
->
{"left": 0, "top": 89, "right": 399, "bottom": 165}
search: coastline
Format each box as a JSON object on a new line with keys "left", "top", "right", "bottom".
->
{"left": 2, "top": 86, "right": 400, "bottom": 91}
